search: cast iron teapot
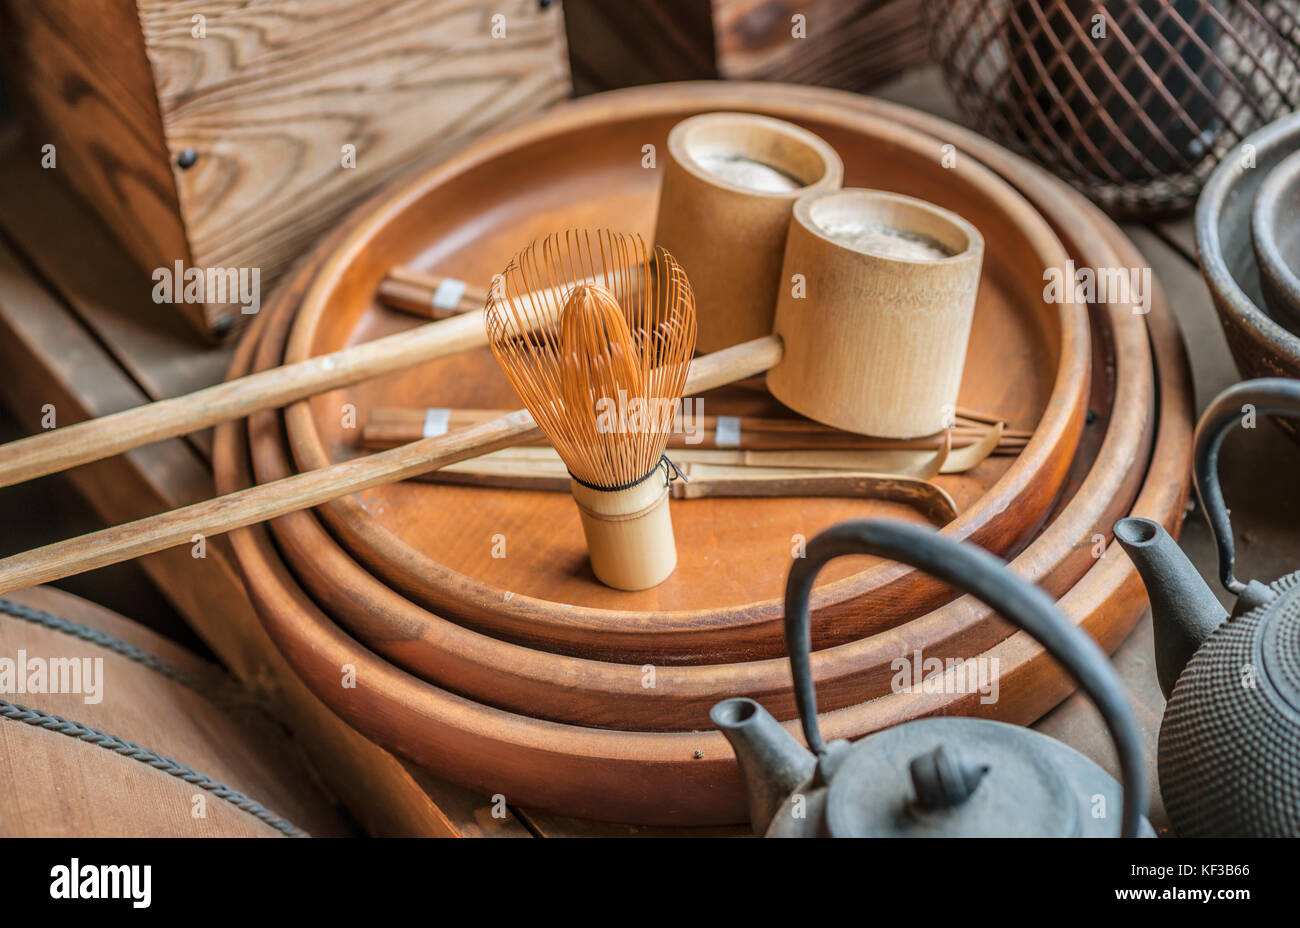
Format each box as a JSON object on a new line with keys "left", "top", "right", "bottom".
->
{"left": 1115, "top": 377, "right": 1300, "bottom": 837}
{"left": 710, "top": 519, "right": 1152, "bottom": 837}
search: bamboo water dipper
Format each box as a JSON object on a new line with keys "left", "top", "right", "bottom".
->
{"left": 0, "top": 210, "right": 984, "bottom": 594}
{"left": 0, "top": 336, "right": 780, "bottom": 594}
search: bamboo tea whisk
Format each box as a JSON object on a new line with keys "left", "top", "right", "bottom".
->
{"left": 486, "top": 230, "right": 696, "bottom": 590}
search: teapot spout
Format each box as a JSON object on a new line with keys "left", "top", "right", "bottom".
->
{"left": 1114, "top": 517, "right": 1227, "bottom": 698}
{"left": 710, "top": 698, "right": 815, "bottom": 835}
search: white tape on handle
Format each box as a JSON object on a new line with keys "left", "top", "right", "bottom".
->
{"left": 431, "top": 278, "right": 468, "bottom": 312}
{"left": 714, "top": 415, "right": 742, "bottom": 448}
{"left": 422, "top": 408, "right": 452, "bottom": 438}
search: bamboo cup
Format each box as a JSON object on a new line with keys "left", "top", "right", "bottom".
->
{"left": 767, "top": 189, "right": 985, "bottom": 439}
{"left": 654, "top": 113, "right": 842, "bottom": 353}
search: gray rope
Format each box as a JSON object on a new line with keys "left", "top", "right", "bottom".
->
{"left": 0, "top": 597, "right": 257, "bottom": 712}
{"left": 0, "top": 597, "right": 308, "bottom": 837}
{"left": 0, "top": 597, "right": 207, "bottom": 690}
{"left": 0, "top": 699, "right": 307, "bottom": 837}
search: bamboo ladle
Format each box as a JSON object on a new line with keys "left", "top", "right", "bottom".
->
{"left": 0, "top": 336, "right": 784, "bottom": 594}
{"left": 0, "top": 217, "right": 982, "bottom": 593}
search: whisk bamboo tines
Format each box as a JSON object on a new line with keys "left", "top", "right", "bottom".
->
{"left": 486, "top": 230, "right": 696, "bottom": 590}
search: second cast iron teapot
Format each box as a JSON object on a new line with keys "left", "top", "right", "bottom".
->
{"left": 711, "top": 518, "right": 1153, "bottom": 837}
{"left": 1115, "top": 377, "right": 1300, "bottom": 837}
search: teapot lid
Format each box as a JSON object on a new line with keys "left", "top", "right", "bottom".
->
{"left": 824, "top": 718, "right": 1128, "bottom": 837}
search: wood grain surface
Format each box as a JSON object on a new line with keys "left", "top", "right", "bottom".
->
{"left": 714, "top": 0, "right": 928, "bottom": 88}
{"left": 0, "top": 0, "right": 197, "bottom": 329}
{"left": 141, "top": 0, "right": 571, "bottom": 298}
{"left": 563, "top": 0, "right": 928, "bottom": 96}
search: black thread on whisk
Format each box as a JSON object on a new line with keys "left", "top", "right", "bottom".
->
{"left": 569, "top": 453, "right": 686, "bottom": 493}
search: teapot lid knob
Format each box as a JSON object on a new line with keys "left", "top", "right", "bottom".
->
{"left": 909, "top": 745, "right": 990, "bottom": 810}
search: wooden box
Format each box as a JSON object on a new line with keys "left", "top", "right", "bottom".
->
{"left": 0, "top": 0, "right": 571, "bottom": 340}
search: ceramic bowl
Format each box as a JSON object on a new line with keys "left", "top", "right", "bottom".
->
{"left": 1196, "top": 111, "right": 1300, "bottom": 443}
{"left": 1252, "top": 148, "right": 1300, "bottom": 335}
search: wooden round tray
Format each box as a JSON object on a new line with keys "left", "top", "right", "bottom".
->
{"left": 244, "top": 215, "right": 1150, "bottom": 732}
{"left": 279, "top": 87, "right": 1091, "bottom": 663}
{"left": 216, "top": 87, "right": 1194, "bottom": 824}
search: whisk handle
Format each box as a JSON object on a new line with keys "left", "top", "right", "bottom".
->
{"left": 683, "top": 335, "right": 784, "bottom": 395}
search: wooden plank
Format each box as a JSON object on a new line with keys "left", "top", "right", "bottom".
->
{"left": 0, "top": 140, "right": 232, "bottom": 438}
{"left": 0, "top": 0, "right": 201, "bottom": 332}
{"left": 0, "top": 240, "right": 526, "bottom": 836}
{"left": 1150, "top": 218, "right": 1198, "bottom": 265}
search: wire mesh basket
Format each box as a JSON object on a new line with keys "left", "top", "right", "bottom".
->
{"left": 924, "top": 0, "right": 1300, "bottom": 218}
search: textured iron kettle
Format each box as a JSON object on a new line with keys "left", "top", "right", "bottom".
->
{"left": 1115, "top": 377, "right": 1300, "bottom": 837}
{"left": 711, "top": 519, "right": 1152, "bottom": 837}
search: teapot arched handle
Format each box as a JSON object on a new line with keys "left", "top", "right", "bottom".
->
{"left": 785, "top": 519, "right": 1147, "bottom": 838}
{"left": 1194, "top": 378, "right": 1300, "bottom": 597}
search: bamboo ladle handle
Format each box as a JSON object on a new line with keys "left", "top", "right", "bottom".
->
{"left": 0, "top": 336, "right": 785, "bottom": 594}
{"left": 0, "top": 308, "right": 488, "bottom": 490}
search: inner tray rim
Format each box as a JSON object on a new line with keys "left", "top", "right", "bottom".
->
{"left": 279, "top": 84, "right": 1090, "bottom": 655}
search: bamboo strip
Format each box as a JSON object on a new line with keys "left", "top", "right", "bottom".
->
{"left": 360, "top": 406, "right": 1030, "bottom": 450}
{"left": 450, "top": 439, "right": 952, "bottom": 480}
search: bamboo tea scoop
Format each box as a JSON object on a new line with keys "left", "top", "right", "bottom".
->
{"left": 361, "top": 406, "right": 1027, "bottom": 452}
{"left": 413, "top": 457, "right": 958, "bottom": 525}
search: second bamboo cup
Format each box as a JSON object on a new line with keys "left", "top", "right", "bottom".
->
{"left": 767, "top": 189, "right": 985, "bottom": 439}
{"left": 654, "top": 113, "right": 843, "bottom": 354}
